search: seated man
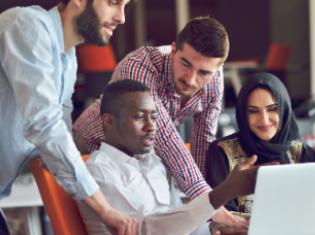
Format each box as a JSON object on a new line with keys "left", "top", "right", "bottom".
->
{"left": 77, "top": 80, "right": 259, "bottom": 235}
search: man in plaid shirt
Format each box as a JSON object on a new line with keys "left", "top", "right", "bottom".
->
{"left": 74, "top": 16, "right": 249, "bottom": 229}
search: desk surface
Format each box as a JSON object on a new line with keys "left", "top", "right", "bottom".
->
{"left": 0, "top": 174, "right": 42, "bottom": 208}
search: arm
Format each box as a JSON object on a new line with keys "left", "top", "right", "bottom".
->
{"left": 62, "top": 95, "right": 74, "bottom": 132}
{"left": 139, "top": 155, "right": 258, "bottom": 235}
{"left": 153, "top": 98, "right": 211, "bottom": 199}
{"left": 84, "top": 190, "right": 138, "bottom": 235}
{"left": 191, "top": 68, "right": 224, "bottom": 174}
{"left": 3, "top": 13, "right": 135, "bottom": 234}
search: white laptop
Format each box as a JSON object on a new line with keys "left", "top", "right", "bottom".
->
{"left": 248, "top": 163, "right": 315, "bottom": 235}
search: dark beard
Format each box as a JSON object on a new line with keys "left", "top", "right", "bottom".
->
{"left": 75, "top": 2, "right": 108, "bottom": 46}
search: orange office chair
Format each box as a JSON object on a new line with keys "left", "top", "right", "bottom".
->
{"left": 237, "top": 43, "right": 290, "bottom": 87}
{"left": 31, "top": 157, "right": 89, "bottom": 235}
{"left": 73, "top": 44, "right": 118, "bottom": 120}
{"left": 265, "top": 43, "right": 290, "bottom": 71}
{"left": 76, "top": 44, "right": 117, "bottom": 73}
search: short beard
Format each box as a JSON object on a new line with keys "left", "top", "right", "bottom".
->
{"left": 75, "top": 2, "right": 107, "bottom": 46}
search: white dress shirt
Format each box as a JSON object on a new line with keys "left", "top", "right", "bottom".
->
{"left": 78, "top": 143, "right": 214, "bottom": 235}
{"left": 78, "top": 143, "right": 180, "bottom": 235}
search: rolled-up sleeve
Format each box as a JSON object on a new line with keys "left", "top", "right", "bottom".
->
{"left": 1, "top": 13, "right": 98, "bottom": 199}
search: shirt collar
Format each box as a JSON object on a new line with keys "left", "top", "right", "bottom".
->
{"left": 98, "top": 142, "right": 152, "bottom": 164}
{"left": 98, "top": 142, "right": 131, "bottom": 163}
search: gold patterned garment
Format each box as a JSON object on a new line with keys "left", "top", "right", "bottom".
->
{"left": 217, "top": 136, "right": 302, "bottom": 214}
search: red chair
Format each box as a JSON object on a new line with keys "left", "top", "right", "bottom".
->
{"left": 31, "top": 156, "right": 89, "bottom": 235}
{"left": 77, "top": 44, "right": 117, "bottom": 73}
{"left": 235, "top": 43, "right": 291, "bottom": 86}
{"left": 74, "top": 44, "right": 118, "bottom": 119}
{"left": 265, "top": 43, "right": 290, "bottom": 71}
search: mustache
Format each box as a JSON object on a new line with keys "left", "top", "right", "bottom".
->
{"left": 179, "top": 79, "right": 197, "bottom": 90}
{"left": 103, "top": 22, "right": 118, "bottom": 28}
{"left": 141, "top": 133, "right": 156, "bottom": 140}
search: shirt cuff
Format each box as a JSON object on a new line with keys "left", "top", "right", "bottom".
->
{"left": 184, "top": 180, "right": 211, "bottom": 200}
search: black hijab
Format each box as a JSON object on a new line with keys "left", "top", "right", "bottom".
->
{"left": 236, "top": 72, "right": 300, "bottom": 164}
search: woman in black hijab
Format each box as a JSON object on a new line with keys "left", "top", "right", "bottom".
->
{"left": 205, "top": 72, "right": 315, "bottom": 214}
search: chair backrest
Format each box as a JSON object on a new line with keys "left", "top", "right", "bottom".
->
{"left": 31, "top": 158, "right": 88, "bottom": 235}
{"left": 265, "top": 43, "right": 290, "bottom": 71}
{"left": 77, "top": 44, "right": 117, "bottom": 73}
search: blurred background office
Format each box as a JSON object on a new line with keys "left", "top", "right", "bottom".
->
{"left": 0, "top": 0, "right": 312, "bottom": 112}
{"left": 0, "top": 0, "right": 315, "bottom": 234}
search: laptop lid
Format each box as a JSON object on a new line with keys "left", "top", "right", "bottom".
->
{"left": 248, "top": 163, "right": 315, "bottom": 235}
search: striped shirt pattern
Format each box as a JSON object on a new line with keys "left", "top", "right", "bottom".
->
{"left": 74, "top": 46, "right": 224, "bottom": 199}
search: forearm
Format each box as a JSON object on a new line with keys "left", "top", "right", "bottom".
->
{"left": 155, "top": 108, "right": 211, "bottom": 199}
{"left": 83, "top": 189, "right": 112, "bottom": 221}
{"left": 208, "top": 181, "right": 232, "bottom": 209}
{"left": 84, "top": 189, "right": 138, "bottom": 235}
{"left": 140, "top": 193, "right": 215, "bottom": 235}
{"left": 210, "top": 155, "right": 259, "bottom": 210}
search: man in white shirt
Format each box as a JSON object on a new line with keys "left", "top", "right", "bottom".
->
{"left": 77, "top": 79, "right": 259, "bottom": 235}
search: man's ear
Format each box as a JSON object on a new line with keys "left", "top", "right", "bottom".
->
{"left": 170, "top": 42, "right": 177, "bottom": 61}
{"left": 102, "top": 113, "right": 115, "bottom": 129}
{"left": 171, "top": 41, "right": 176, "bottom": 53}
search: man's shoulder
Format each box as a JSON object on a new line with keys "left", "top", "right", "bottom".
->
{"left": 87, "top": 148, "right": 110, "bottom": 164}
{"left": 85, "top": 149, "right": 117, "bottom": 177}
{"left": 113, "top": 45, "right": 172, "bottom": 87}
{"left": 1, "top": 6, "right": 50, "bottom": 22}
{"left": 0, "top": 6, "right": 53, "bottom": 33}
{"left": 123, "top": 45, "right": 170, "bottom": 66}
{"left": 125, "top": 45, "right": 168, "bottom": 60}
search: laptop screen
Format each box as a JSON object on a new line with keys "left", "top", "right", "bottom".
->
{"left": 248, "top": 163, "right": 315, "bottom": 235}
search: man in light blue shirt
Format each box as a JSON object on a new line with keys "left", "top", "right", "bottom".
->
{"left": 0, "top": 0, "right": 137, "bottom": 234}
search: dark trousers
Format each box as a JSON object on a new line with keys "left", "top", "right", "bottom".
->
{"left": 0, "top": 209, "right": 10, "bottom": 235}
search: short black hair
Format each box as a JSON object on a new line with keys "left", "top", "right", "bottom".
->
{"left": 100, "top": 80, "right": 150, "bottom": 118}
{"left": 176, "top": 15, "right": 229, "bottom": 63}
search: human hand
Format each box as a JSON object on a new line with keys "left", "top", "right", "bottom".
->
{"left": 102, "top": 207, "right": 138, "bottom": 235}
{"left": 224, "top": 154, "right": 258, "bottom": 198}
{"left": 209, "top": 155, "right": 259, "bottom": 209}
{"left": 84, "top": 190, "right": 138, "bottom": 235}
{"left": 225, "top": 154, "right": 280, "bottom": 198}
{"left": 212, "top": 207, "right": 248, "bottom": 231}
{"left": 210, "top": 221, "right": 248, "bottom": 235}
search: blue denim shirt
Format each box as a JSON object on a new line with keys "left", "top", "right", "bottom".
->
{"left": 0, "top": 6, "right": 98, "bottom": 200}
